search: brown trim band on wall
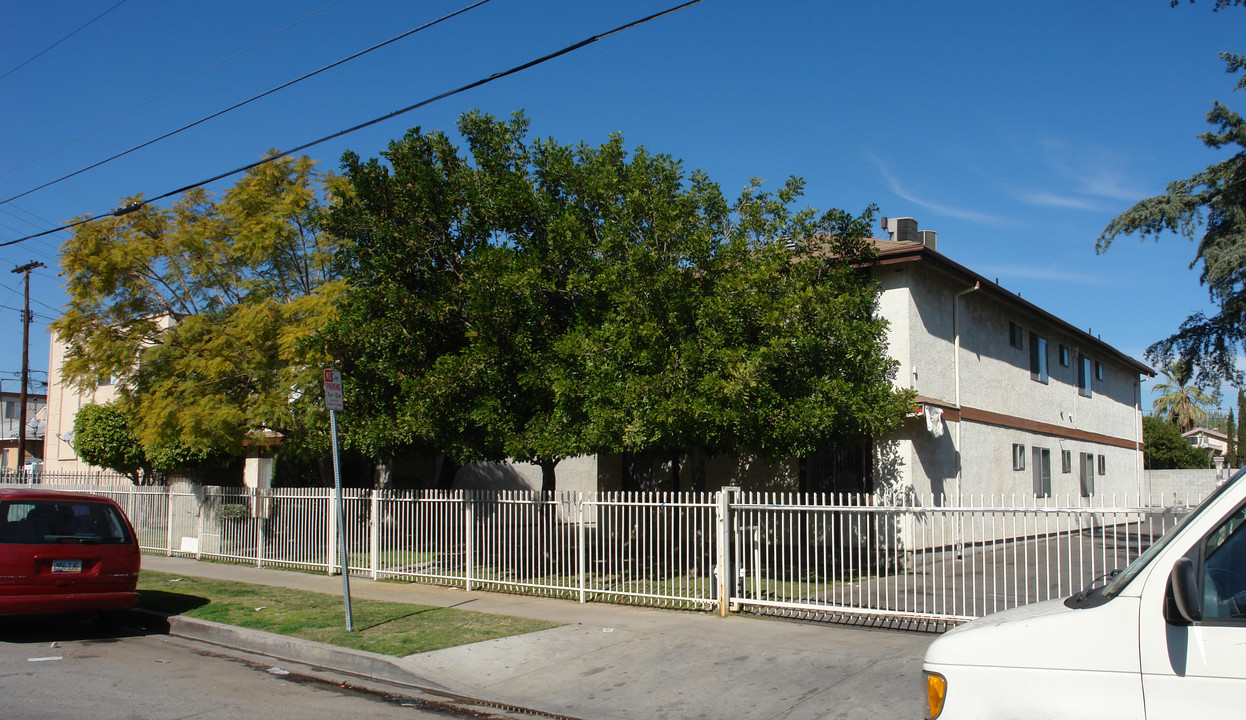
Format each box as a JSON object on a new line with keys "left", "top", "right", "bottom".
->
{"left": 914, "top": 396, "right": 961, "bottom": 422}
{"left": 958, "top": 406, "right": 1139, "bottom": 450}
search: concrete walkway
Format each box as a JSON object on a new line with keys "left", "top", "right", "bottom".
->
{"left": 142, "top": 556, "right": 937, "bottom": 720}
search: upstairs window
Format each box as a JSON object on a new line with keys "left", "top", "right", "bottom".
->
{"left": 1059, "top": 345, "right": 1070, "bottom": 367}
{"left": 1010, "top": 322, "right": 1024, "bottom": 350}
{"left": 1078, "top": 355, "right": 1093, "bottom": 398}
{"left": 1030, "top": 332, "right": 1048, "bottom": 383}
{"left": 1095, "top": 361, "right": 1104, "bottom": 381}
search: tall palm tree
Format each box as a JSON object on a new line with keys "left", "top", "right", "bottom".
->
{"left": 1152, "top": 359, "right": 1216, "bottom": 434}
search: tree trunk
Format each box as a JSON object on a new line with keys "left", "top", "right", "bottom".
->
{"left": 687, "top": 445, "right": 707, "bottom": 493}
{"left": 374, "top": 456, "right": 393, "bottom": 489}
{"left": 435, "top": 454, "right": 459, "bottom": 490}
{"left": 622, "top": 452, "right": 636, "bottom": 492}
{"left": 538, "top": 458, "right": 558, "bottom": 494}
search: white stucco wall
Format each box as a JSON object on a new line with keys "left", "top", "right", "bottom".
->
{"left": 874, "top": 258, "right": 1146, "bottom": 501}
{"left": 455, "top": 455, "right": 601, "bottom": 494}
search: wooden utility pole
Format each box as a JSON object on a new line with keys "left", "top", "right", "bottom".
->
{"left": 12, "top": 261, "right": 44, "bottom": 472}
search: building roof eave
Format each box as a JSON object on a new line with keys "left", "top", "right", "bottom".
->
{"left": 865, "top": 240, "right": 1156, "bottom": 379}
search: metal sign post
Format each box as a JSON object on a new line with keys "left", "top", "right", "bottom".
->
{"left": 324, "top": 369, "right": 353, "bottom": 632}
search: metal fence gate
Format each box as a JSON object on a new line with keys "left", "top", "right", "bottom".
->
{"left": 1, "top": 472, "right": 1198, "bottom": 628}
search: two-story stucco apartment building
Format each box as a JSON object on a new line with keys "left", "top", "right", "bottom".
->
{"left": 43, "top": 217, "right": 1153, "bottom": 499}
{"left": 866, "top": 218, "right": 1153, "bottom": 502}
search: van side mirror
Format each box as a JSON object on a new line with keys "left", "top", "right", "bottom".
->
{"left": 1169, "top": 556, "right": 1202, "bottom": 624}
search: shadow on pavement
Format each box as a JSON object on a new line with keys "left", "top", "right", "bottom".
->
{"left": 0, "top": 612, "right": 156, "bottom": 644}
{"left": 137, "top": 589, "right": 211, "bottom": 615}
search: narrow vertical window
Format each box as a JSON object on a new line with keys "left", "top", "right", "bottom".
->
{"left": 1061, "top": 450, "right": 1071, "bottom": 474}
{"left": 1030, "top": 332, "right": 1048, "bottom": 383}
{"left": 1078, "top": 355, "right": 1092, "bottom": 398}
{"left": 1010, "top": 322, "right": 1023, "bottom": 349}
{"left": 1032, "top": 447, "right": 1052, "bottom": 497}
{"left": 1098, "top": 454, "right": 1106, "bottom": 475}
{"left": 1013, "top": 444, "right": 1026, "bottom": 471}
{"left": 1059, "top": 345, "right": 1070, "bottom": 367}
{"left": 1080, "top": 453, "right": 1095, "bottom": 497}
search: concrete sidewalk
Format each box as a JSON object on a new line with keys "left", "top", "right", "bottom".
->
{"left": 142, "top": 556, "right": 937, "bottom": 720}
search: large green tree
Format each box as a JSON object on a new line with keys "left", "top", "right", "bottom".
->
{"left": 1097, "top": 4, "right": 1246, "bottom": 385}
{"left": 317, "top": 124, "right": 489, "bottom": 484}
{"left": 52, "top": 157, "right": 347, "bottom": 472}
{"left": 321, "top": 111, "right": 913, "bottom": 490}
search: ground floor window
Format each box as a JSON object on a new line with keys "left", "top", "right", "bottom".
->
{"left": 1032, "top": 447, "right": 1052, "bottom": 497}
{"left": 1012, "top": 443, "right": 1026, "bottom": 471}
{"left": 1080, "top": 452, "right": 1095, "bottom": 497}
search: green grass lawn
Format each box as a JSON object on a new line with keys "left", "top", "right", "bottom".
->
{"left": 137, "top": 570, "right": 560, "bottom": 657}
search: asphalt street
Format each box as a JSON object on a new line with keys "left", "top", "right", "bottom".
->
{"left": 0, "top": 615, "right": 496, "bottom": 720}
{"left": 139, "top": 556, "right": 939, "bottom": 720}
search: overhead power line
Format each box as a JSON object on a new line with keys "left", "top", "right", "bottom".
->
{"left": 0, "top": 0, "right": 494, "bottom": 205}
{"left": 0, "top": 305, "right": 54, "bottom": 323}
{"left": 0, "top": 280, "right": 60, "bottom": 314}
{"left": 1, "top": 0, "right": 704, "bottom": 248}
{"left": 0, "top": 0, "right": 129, "bottom": 81}
{"left": 0, "top": 0, "right": 345, "bottom": 182}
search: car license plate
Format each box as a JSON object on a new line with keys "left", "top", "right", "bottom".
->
{"left": 51, "top": 559, "right": 82, "bottom": 574}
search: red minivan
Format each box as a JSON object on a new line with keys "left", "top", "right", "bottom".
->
{"left": 0, "top": 488, "right": 141, "bottom": 622}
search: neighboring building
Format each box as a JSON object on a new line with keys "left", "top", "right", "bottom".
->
{"left": 864, "top": 217, "right": 1153, "bottom": 501}
{"left": 44, "top": 337, "right": 119, "bottom": 474}
{"left": 0, "top": 388, "right": 46, "bottom": 470}
{"left": 1183, "top": 427, "right": 1228, "bottom": 457}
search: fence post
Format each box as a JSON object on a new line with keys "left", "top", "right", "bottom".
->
{"left": 464, "top": 491, "right": 474, "bottom": 592}
{"left": 716, "top": 486, "right": 740, "bottom": 617}
{"left": 577, "top": 493, "right": 586, "bottom": 604}
{"left": 370, "top": 489, "right": 380, "bottom": 580}
{"left": 195, "top": 496, "right": 204, "bottom": 561}
{"left": 126, "top": 490, "right": 137, "bottom": 546}
{"left": 255, "top": 488, "right": 265, "bottom": 569}
{"left": 326, "top": 487, "right": 337, "bottom": 576}
{"left": 165, "top": 486, "right": 175, "bottom": 557}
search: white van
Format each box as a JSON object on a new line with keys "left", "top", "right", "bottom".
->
{"left": 923, "top": 467, "right": 1246, "bottom": 719}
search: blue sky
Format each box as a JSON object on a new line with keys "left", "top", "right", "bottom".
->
{"left": 1, "top": 0, "right": 1242, "bottom": 409}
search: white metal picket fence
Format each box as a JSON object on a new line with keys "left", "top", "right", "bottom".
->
{"left": 3, "top": 472, "right": 1199, "bottom": 628}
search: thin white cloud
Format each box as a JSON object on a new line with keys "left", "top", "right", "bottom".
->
{"left": 873, "top": 161, "right": 1010, "bottom": 226}
{"left": 975, "top": 263, "right": 1121, "bottom": 287}
{"left": 1041, "top": 140, "right": 1151, "bottom": 202}
{"left": 1011, "top": 140, "right": 1154, "bottom": 211}
{"left": 1013, "top": 190, "right": 1106, "bottom": 212}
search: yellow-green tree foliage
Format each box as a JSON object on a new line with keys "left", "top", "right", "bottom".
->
{"left": 52, "top": 156, "right": 347, "bottom": 465}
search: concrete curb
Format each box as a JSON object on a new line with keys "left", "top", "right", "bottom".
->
{"left": 147, "top": 610, "right": 446, "bottom": 690}
{"left": 131, "top": 609, "right": 584, "bottom": 720}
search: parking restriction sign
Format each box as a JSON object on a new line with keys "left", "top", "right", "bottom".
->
{"left": 323, "top": 369, "right": 344, "bottom": 411}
